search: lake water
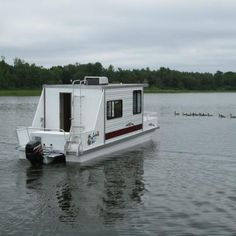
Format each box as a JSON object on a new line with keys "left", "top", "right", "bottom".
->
{"left": 1, "top": 93, "right": 236, "bottom": 235}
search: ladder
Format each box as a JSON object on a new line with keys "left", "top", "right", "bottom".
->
{"left": 65, "top": 79, "right": 86, "bottom": 155}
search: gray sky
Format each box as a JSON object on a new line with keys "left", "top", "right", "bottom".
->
{"left": 0, "top": 0, "right": 235, "bottom": 72}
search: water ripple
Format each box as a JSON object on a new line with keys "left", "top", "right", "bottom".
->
{"left": 1, "top": 94, "right": 236, "bottom": 235}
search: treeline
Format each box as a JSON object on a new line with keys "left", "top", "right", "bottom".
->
{"left": 1, "top": 58, "right": 236, "bottom": 90}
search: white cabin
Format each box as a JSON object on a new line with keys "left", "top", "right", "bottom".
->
{"left": 17, "top": 76, "right": 158, "bottom": 163}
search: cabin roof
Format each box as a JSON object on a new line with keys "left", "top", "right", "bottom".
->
{"left": 43, "top": 83, "right": 145, "bottom": 89}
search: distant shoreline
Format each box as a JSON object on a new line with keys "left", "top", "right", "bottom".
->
{"left": 1, "top": 88, "right": 236, "bottom": 96}
{"left": 144, "top": 88, "right": 236, "bottom": 93}
{"left": 0, "top": 89, "right": 42, "bottom": 96}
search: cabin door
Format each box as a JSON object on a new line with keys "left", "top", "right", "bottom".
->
{"left": 60, "top": 93, "right": 71, "bottom": 132}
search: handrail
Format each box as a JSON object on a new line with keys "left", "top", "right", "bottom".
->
{"left": 71, "top": 79, "right": 83, "bottom": 124}
{"left": 144, "top": 111, "right": 158, "bottom": 117}
{"left": 143, "top": 112, "right": 158, "bottom": 123}
{"left": 16, "top": 126, "right": 69, "bottom": 141}
{"left": 70, "top": 79, "right": 86, "bottom": 154}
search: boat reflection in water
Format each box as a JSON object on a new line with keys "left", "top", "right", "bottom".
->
{"left": 25, "top": 166, "right": 43, "bottom": 186}
{"left": 24, "top": 144, "right": 155, "bottom": 230}
{"left": 57, "top": 150, "right": 145, "bottom": 226}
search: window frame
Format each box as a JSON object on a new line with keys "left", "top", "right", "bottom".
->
{"left": 107, "top": 100, "right": 123, "bottom": 120}
{"left": 133, "top": 90, "right": 142, "bottom": 115}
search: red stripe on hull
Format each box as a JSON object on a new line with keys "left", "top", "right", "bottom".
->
{"left": 105, "top": 124, "right": 143, "bottom": 140}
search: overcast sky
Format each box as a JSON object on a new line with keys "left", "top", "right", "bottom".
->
{"left": 0, "top": 0, "right": 235, "bottom": 72}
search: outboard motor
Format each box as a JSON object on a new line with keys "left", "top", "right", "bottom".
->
{"left": 25, "top": 140, "right": 43, "bottom": 166}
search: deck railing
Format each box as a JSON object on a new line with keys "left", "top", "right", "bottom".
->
{"left": 144, "top": 111, "right": 158, "bottom": 120}
{"left": 16, "top": 127, "right": 68, "bottom": 147}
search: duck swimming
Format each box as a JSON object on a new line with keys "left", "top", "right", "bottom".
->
{"left": 219, "top": 113, "right": 226, "bottom": 118}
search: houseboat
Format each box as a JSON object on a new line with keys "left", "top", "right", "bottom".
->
{"left": 16, "top": 76, "right": 159, "bottom": 165}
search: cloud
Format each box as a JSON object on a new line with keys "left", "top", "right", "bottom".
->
{"left": 0, "top": 0, "right": 236, "bottom": 72}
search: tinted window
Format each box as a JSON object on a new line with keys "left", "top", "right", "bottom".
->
{"left": 107, "top": 100, "right": 123, "bottom": 119}
{"left": 133, "top": 90, "right": 142, "bottom": 114}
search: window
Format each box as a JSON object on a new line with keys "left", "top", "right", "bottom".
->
{"left": 107, "top": 100, "right": 123, "bottom": 120}
{"left": 133, "top": 90, "right": 142, "bottom": 114}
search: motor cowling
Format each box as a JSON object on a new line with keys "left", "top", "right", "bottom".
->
{"left": 25, "top": 140, "right": 43, "bottom": 166}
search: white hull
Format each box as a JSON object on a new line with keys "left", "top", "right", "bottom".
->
{"left": 66, "top": 128, "right": 157, "bottom": 163}
{"left": 18, "top": 128, "right": 157, "bottom": 164}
